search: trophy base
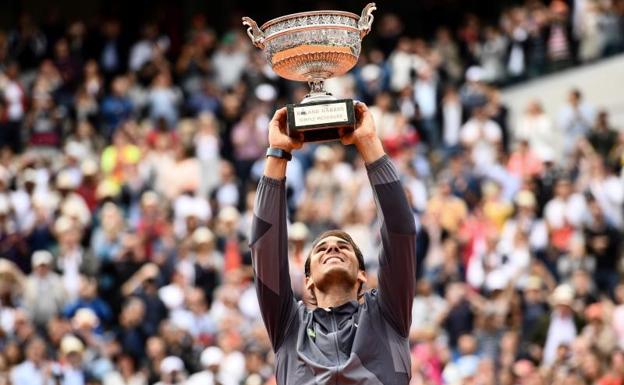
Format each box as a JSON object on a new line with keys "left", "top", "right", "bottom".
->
{"left": 286, "top": 99, "right": 356, "bottom": 143}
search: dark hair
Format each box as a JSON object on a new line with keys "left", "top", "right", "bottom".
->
{"left": 304, "top": 229, "right": 365, "bottom": 277}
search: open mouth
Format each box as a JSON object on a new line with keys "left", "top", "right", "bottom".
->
{"left": 323, "top": 254, "right": 344, "bottom": 264}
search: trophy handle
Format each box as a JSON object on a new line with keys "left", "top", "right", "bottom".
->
{"left": 358, "top": 3, "right": 377, "bottom": 38}
{"left": 242, "top": 17, "right": 266, "bottom": 49}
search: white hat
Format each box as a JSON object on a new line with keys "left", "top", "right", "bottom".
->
{"left": 175, "top": 196, "right": 210, "bottom": 221}
{"left": 141, "top": 191, "right": 159, "bottom": 207}
{"left": 32, "top": 250, "right": 53, "bottom": 267}
{"left": 21, "top": 168, "right": 38, "bottom": 184}
{"left": 465, "top": 66, "right": 485, "bottom": 82}
{"left": 60, "top": 335, "right": 85, "bottom": 354}
{"left": 54, "top": 216, "right": 74, "bottom": 234}
{"left": 56, "top": 171, "right": 77, "bottom": 190}
{"left": 551, "top": 284, "right": 574, "bottom": 307}
{"left": 360, "top": 64, "right": 382, "bottom": 82}
{"left": 159, "top": 285, "right": 185, "bottom": 310}
{"left": 218, "top": 206, "right": 240, "bottom": 223}
{"left": 192, "top": 227, "right": 215, "bottom": 245}
{"left": 72, "top": 308, "right": 100, "bottom": 329}
{"left": 515, "top": 190, "right": 536, "bottom": 207}
{"left": 255, "top": 83, "right": 277, "bottom": 102}
{"left": 314, "top": 145, "right": 334, "bottom": 162}
{"left": 288, "top": 222, "right": 309, "bottom": 241}
{"left": 81, "top": 159, "right": 98, "bottom": 176}
{"left": 200, "top": 346, "right": 224, "bottom": 367}
{"left": 160, "top": 356, "right": 184, "bottom": 374}
{"left": 65, "top": 142, "right": 87, "bottom": 160}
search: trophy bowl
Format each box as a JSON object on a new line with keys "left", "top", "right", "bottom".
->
{"left": 243, "top": 3, "right": 376, "bottom": 142}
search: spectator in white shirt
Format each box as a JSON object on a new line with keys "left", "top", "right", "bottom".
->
{"left": 515, "top": 100, "right": 560, "bottom": 162}
{"left": 460, "top": 106, "right": 502, "bottom": 171}
{"left": 414, "top": 64, "right": 440, "bottom": 149}
{"left": 10, "top": 338, "right": 53, "bottom": 385}
{"left": 557, "top": 89, "right": 595, "bottom": 156}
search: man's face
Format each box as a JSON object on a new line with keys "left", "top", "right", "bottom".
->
{"left": 306, "top": 236, "right": 365, "bottom": 294}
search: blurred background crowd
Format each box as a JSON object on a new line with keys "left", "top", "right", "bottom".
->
{"left": 0, "top": 0, "right": 623, "bottom": 384}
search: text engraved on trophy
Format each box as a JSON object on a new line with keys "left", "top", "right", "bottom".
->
{"left": 293, "top": 103, "right": 349, "bottom": 126}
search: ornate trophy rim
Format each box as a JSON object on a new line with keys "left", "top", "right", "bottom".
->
{"left": 260, "top": 10, "right": 359, "bottom": 31}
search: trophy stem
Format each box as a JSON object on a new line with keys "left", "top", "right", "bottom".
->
{"left": 308, "top": 78, "right": 326, "bottom": 93}
{"left": 302, "top": 76, "right": 335, "bottom": 104}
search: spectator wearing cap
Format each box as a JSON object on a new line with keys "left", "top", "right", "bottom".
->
{"left": 57, "top": 334, "right": 89, "bottom": 385}
{"left": 530, "top": 284, "right": 585, "bottom": 366}
{"left": 520, "top": 276, "right": 549, "bottom": 341}
{"left": 52, "top": 216, "right": 98, "bottom": 301}
{"left": 459, "top": 66, "right": 488, "bottom": 114}
{"left": 187, "top": 346, "right": 223, "bottom": 385}
{"left": 172, "top": 190, "right": 210, "bottom": 240}
{"left": 54, "top": 169, "right": 92, "bottom": 229}
{"left": 75, "top": 160, "right": 100, "bottom": 213}
{"left": 154, "top": 356, "right": 186, "bottom": 385}
{"left": 64, "top": 275, "right": 113, "bottom": 330}
{"left": 11, "top": 166, "right": 39, "bottom": 233}
{"left": 191, "top": 227, "right": 222, "bottom": 304}
{"left": 23, "top": 250, "right": 66, "bottom": 328}
{"left": 215, "top": 206, "right": 250, "bottom": 274}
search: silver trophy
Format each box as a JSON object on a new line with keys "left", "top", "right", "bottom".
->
{"left": 243, "top": 3, "right": 377, "bottom": 142}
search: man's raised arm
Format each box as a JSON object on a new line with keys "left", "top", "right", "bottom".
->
{"left": 341, "top": 103, "right": 417, "bottom": 338}
{"left": 250, "top": 108, "right": 302, "bottom": 351}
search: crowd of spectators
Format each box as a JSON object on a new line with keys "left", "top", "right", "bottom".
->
{"left": 0, "top": 1, "right": 623, "bottom": 385}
